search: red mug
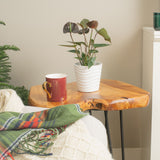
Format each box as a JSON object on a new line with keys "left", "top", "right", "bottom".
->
{"left": 42, "top": 73, "right": 67, "bottom": 102}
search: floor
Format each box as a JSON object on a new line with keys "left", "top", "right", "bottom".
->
{"left": 112, "top": 148, "right": 142, "bottom": 160}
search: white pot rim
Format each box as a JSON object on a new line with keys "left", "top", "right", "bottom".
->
{"left": 74, "top": 62, "right": 102, "bottom": 67}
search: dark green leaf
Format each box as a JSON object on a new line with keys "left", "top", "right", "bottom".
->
{"left": 93, "top": 43, "right": 109, "bottom": 48}
{"left": 80, "top": 19, "right": 89, "bottom": 28}
{"left": 86, "top": 55, "right": 90, "bottom": 61}
{"left": 91, "top": 57, "right": 96, "bottom": 63}
{"left": 82, "top": 52, "right": 86, "bottom": 59}
{"left": 81, "top": 52, "right": 87, "bottom": 65}
{"left": 88, "top": 57, "right": 96, "bottom": 68}
{"left": 0, "top": 45, "right": 20, "bottom": 51}
{"left": 89, "top": 49, "right": 98, "bottom": 53}
{"left": 75, "top": 57, "right": 82, "bottom": 60}
{"left": 0, "top": 21, "right": 6, "bottom": 25}
{"left": 0, "top": 54, "right": 9, "bottom": 60}
{"left": 59, "top": 44, "right": 77, "bottom": 47}
{"left": 68, "top": 50, "right": 80, "bottom": 54}
{"left": 90, "top": 39, "right": 94, "bottom": 45}
{"left": 97, "top": 28, "right": 111, "bottom": 42}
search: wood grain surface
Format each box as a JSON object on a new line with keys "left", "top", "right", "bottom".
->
{"left": 29, "top": 79, "right": 150, "bottom": 111}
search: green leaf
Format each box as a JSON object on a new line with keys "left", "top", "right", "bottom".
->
{"left": 68, "top": 41, "right": 87, "bottom": 46}
{"left": 68, "top": 50, "right": 80, "bottom": 54}
{"left": 81, "top": 52, "right": 87, "bottom": 65}
{"left": 90, "top": 39, "right": 94, "bottom": 45}
{"left": 75, "top": 57, "right": 82, "bottom": 60}
{"left": 0, "top": 53, "right": 9, "bottom": 60}
{"left": 88, "top": 57, "right": 96, "bottom": 68}
{"left": 89, "top": 49, "right": 98, "bottom": 53}
{"left": 82, "top": 52, "right": 86, "bottom": 59}
{"left": 80, "top": 19, "right": 89, "bottom": 28}
{"left": 91, "top": 57, "right": 96, "bottom": 63}
{"left": 0, "top": 21, "right": 6, "bottom": 25}
{"left": 0, "top": 45, "right": 20, "bottom": 51}
{"left": 97, "top": 28, "right": 111, "bottom": 42}
{"left": 93, "top": 43, "right": 109, "bottom": 48}
{"left": 59, "top": 44, "right": 77, "bottom": 47}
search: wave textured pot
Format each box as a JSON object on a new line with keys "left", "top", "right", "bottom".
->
{"left": 74, "top": 62, "right": 102, "bottom": 92}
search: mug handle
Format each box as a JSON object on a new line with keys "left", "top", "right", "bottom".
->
{"left": 42, "top": 81, "right": 52, "bottom": 98}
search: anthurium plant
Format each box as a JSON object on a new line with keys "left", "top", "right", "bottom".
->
{"left": 61, "top": 19, "right": 111, "bottom": 68}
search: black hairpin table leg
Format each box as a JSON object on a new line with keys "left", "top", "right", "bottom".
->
{"left": 120, "top": 110, "right": 125, "bottom": 160}
{"left": 104, "top": 111, "right": 112, "bottom": 154}
{"left": 89, "top": 110, "right": 92, "bottom": 115}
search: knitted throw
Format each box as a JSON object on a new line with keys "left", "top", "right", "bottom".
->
{"left": 0, "top": 104, "right": 86, "bottom": 160}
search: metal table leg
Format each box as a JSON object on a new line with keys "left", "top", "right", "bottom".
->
{"left": 91, "top": 110, "right": 124, "bottom": 160}
{"left": 104, "top": 111, "right": 112, "bottom": 154}
{"left": 120, "top": 110, "right": 125, "bottom": 160}
{"left": 89, "top": 110, "right": 92, "bottom": 115}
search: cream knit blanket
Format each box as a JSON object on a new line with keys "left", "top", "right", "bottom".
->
{"left": 0, "top": 89, "right": 24, "bottom": 112}
{"left": 0, "top": 89, "right": 113, "bottom": 160}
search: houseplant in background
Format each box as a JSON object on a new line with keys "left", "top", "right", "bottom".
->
{"left": 61, "top": 19, "right": 111, "bottom": 92}
{"left": 0, "top": 21, "right": 29, "bottom": 105}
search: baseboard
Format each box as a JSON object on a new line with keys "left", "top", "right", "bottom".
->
{"left": 112, "top": 148, "right": 142, "bottom": 160}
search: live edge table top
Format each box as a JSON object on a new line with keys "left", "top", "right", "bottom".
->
{"left": 29, "top": 79, "right": 150, "bottom": 111}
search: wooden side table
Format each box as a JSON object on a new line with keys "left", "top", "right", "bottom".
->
{"left": 29, "top": 79, "right": 150, "bottom": 160}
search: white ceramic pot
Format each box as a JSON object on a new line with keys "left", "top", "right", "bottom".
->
{"left": 74, "top": 62, "right": 102, "bottom": 92}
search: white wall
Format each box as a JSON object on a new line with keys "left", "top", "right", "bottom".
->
{"left": 0, "top": 0, "right": 158, "bottom": 151}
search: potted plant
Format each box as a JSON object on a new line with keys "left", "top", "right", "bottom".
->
{"left": 61, "top": 19, "right": 111, "bottom": 92}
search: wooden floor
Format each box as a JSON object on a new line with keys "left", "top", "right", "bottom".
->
{"left": 113, "top": 148, "right": 142, "bottom": 160}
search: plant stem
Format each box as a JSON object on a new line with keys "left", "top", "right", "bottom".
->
{"left": 88, "top": 29, "right": 93, "bottom": 56}
{"left": 90, "top": 30, "right": 98, "bottom": 57}
{"left": 80, "top": 45, "right": 83, "bottom": 56}
{"left": 69, "top": 32, "right": 82, "bottom": 65}
{"left": 93, "top": 31, "right": 98, "bottom": 42}
{"left": 69, "top": 32, "right": 74, "bottom": 42}
{"left": 82, "top": 32, "right": 88, "bottom": 54}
